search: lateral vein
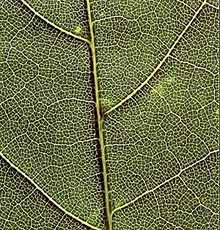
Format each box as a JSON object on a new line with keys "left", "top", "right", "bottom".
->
{"left": 19, "top": 0, "right": 91, "bottom": 45}
{"left": 0, "top": 153, "right": 101, "bottom": 230}
{"left": 105, "top": 0, "right": 207, "bottom": 115}
{"left": 111, "top": 149, "right": 219, "bottom": 215}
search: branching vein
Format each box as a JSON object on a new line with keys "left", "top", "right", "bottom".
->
{"left": 111, "top": 149, "right": 219, "bottom": 215}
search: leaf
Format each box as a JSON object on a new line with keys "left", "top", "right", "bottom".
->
{"left": 0, "top": 0, "right": 219, "bottom": 230}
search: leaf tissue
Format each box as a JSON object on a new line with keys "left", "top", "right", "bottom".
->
{"left": 0, "top": 0, "right": 219, "bottom": 229}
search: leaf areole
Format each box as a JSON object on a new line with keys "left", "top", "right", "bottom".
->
{"left": 74, "top": 25, "right": 82, "bottom": 34}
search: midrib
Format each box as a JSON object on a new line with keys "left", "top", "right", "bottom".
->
{"left": 86, "top": 1, "right": 112, "bottom": 230}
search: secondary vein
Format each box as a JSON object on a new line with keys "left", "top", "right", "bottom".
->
{"left": 111, "top": 149, "right": 219, "bottom": 216}
{"left": 104, "top": 0, "right": 207, "bottom": 115}
{"left": 0, "top": 153, "right": 101, "bottom": 230}
{"left": 19, "top": 0, "right": 91, "bottom": 45}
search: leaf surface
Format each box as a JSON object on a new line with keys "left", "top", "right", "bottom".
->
{"left": 0, "top": 0, "right": 219, "bottom": 229}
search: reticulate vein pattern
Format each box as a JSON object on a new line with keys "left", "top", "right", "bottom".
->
{"left": 0, "top": 0, "right": 219, "bottom": 229}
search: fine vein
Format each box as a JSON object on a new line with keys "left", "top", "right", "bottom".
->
{"left": 19, "top": 0, "right": 91, "bottom": 45}
{"left": 105, "top": 0, "right": 207, "bottom": 115}
{"left": 206, "top": 2, "right": 220, "bottom": 10}
{"left": 111, "top": 149, "right": 219, "bottom": 216}
{"left": 169, "top": 55, "right": 217, "bottom": 76}
{"left": 86, "top": 0, "right": 112, "bottom": 229}
{"left": 0, "top": 153, "right": 101, "bottom": 230}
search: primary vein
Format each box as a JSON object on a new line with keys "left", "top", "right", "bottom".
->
{"left": 86, "top": 0, "right": 112, "bottom": 229}
{"left": 105, "top": 0, "right": 207, "bottom": 115}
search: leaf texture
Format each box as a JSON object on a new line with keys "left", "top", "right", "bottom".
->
{"left": 0, "top": 0, "right": 219, "bottom": 230}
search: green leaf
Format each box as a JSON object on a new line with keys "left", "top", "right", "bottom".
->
{"left": 0, "top": 0, "right": 219, "bottom": 230}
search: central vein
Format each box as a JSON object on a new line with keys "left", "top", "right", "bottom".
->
{"left": 86, "top": 1, "right": 112, "bottom": 229}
